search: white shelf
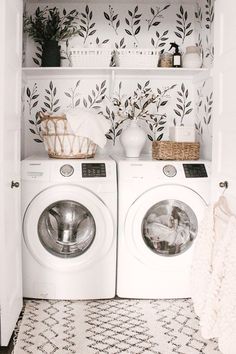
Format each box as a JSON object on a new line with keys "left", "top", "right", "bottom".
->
{"left": 22, "top": 67, "right": 210, "bottom": 79}
{"left": 28, "top": 0, "right": 197, "bottom": 4}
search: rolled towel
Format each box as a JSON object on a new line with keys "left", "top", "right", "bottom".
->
{"left": 66, "top": 108, "right": 111, "bottom": 148}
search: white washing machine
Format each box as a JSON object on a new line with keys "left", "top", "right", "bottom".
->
{"left": 21, "top": 154, "right": 117, "bottom": 300}
{"left": 115, "top": 155, "right": 211, "bottom": 299}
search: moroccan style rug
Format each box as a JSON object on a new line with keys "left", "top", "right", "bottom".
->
{"left": 13, "top": 298, "right": 220, "bottom": 354}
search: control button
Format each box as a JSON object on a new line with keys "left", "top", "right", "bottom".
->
{"left": 60, "top": 164, "right": 74, "bottom": 177}
{"left": 163, "top": 165, "right": 177, "bottom": 177}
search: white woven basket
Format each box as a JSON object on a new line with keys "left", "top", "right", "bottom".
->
{"left": 39, "top": 112, "right": 97, "bottom": 159}
{"left": 70, "top": 48, "right": 112, "bottom": 67}
{"left": 116, "top": 48, "right": 159, "bottom": 68}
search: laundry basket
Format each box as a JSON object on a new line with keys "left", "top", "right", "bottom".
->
{"left": 38, "top": 112, "right": 97, "bottom": 159}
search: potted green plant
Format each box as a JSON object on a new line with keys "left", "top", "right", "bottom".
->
{"left": 24, "top": 6, "right": 80, "bottom": 67}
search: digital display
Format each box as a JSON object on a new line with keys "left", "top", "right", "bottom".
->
{"left": 183, "top": 164, "right": 208, "bottom": 178}
{"left": 82, "top": 163, "right": 106, "bottom": 177}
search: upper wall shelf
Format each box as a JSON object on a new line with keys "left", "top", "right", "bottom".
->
{"left": 27, "top": 0, "right": 197, "bottom": 4}
{"left": 22, "top": 67, "right": 210, "bottom": 80}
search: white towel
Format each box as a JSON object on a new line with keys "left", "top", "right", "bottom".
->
{"left": 218, "top": 217, "right": 236, "bottom": 354}
{"left": 66, "top": 108, "right": 111, "bottom": 148}
{"left": 191, "top": 196, "right": 236, "bottom": 354}
{"left": 190, "top": 205, "right": 214, "bottom": 316}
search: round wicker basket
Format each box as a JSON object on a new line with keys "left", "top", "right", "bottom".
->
{"left": 38, "top": 112, "right": 97, "bottom": 159}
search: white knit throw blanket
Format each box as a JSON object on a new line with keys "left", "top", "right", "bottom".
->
{"left": 191, "top": 196, "right": 236, "bottom": 354}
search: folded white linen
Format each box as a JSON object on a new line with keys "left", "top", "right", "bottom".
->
{"left": 65, "top": 108, "right": 111, "bottom": 148}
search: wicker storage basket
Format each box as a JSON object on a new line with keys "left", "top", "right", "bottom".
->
{"left": 152, "top": 141, "right": 200, "bottom": 160}
{"left": 69, "top": 48, "right": 112, "bottom": 67}
{"left": 39, "top": 112, "right": 97, "bottom": 159}
{"left": 116, "top": 48, "right": 159, "bottom": 68}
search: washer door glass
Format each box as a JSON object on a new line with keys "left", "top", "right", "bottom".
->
{"left": 38, "top": 200, "right": 96, "bottom": 258}
{"left": 142, "top": 199, "right": 197, "bottom": 256}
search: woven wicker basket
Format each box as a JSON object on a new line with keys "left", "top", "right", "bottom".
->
{"left": 152, "top": 141, "right": 200, "bottom": 160}
{"left": 39, "top": 112, "right": 97, "bottom": 159}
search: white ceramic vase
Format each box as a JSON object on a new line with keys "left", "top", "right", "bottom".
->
{"left": 120, "top": 120, "right": 146, "bottom": 158}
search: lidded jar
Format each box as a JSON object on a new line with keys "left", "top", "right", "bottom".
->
{"left": 182, "top": 46, "right": 202, "bottom": 68}
{"left": 159, "top": 52, "right": 173, "bottom": 67}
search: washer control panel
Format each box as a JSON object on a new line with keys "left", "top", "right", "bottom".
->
{"left": 163, "top": 164, "right": 177, "bottom": 177}
{"left": 60, "top": 164, "right": 74, "bottom": 177}
{"left": 183, "top": 163, "right": 208, "bottom": 178}
{"left": 82, "top": 163, "right": 106, "bottom": 178}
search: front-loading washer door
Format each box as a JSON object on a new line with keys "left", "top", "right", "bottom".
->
{"left": 124, "top": 184, "right": 207, "bottom": 267}
{"left": 38, "top": 200, "right": 96, "bottom": 258}
{"left": 23, "top": 184, "right": 114, "bottom": 271}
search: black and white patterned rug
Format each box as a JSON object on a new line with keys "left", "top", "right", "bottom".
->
{"left": 13, "top": 299, "right": 221, "bottom": 354}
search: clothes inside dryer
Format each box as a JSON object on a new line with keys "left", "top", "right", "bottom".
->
{"left": 142, "top": 199, "right": 198, "bottom": 256}
{"left": 38, "top": 200, "right": 96, "bottom": 258}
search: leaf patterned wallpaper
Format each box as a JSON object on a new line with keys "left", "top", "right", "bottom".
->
{"left": 22, "top": 1, "right": 214, "bottom": 159}
{"left": 195, "top": 78, "right": 213, "bottom": 160}
{"left": 24, "top": 1, "right": 214, "bottom": 68}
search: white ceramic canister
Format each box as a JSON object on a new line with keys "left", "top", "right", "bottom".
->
{"left": 182, "top": 46, "right": 202, "bottom": 68}
{"left": 120, "top": 120, "right": 146, "bottom": 158}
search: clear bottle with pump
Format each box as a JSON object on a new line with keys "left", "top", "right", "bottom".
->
{"left": 169, "top": 42, "right": 182, "bottom": 68}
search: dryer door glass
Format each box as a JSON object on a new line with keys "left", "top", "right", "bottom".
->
{"left": 142, "top": 199, "right": 197, "bottom": 256}
{"left": 38, "top": 200, "right": 96, "bottom": 258}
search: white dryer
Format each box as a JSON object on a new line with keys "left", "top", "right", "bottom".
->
{"left": 116, "top": 155, "right": 211, "bottom": 299}
{"left": 21, "top": 154, "right": 117, "bottom": 300}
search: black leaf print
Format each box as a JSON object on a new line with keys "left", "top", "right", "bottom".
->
{"left": 64, "top": 80, "right": 81, "bottom": 109}
{"left": 151, "top": 30, "right": 169, "bottom": 52}
{"left": 42, "top": 81, "right": 60, "bottom": 114}
{"left": 175, "top": 6, "right": 193, "bottom": 44}
{"left": 145, "top": 85, "right": 176, "bottom": 141}
{"left": 146, "top": 4, "right": 170, "bottom": 31}
{"left": 124, "top": 6, "right": 142, "bottom": 45}
{"left": 195, "top": 3, "right": 203, "bottom": 27}
{"left": 95, "top": 37, "right": 110, "bottom": 46}
{"left": 32, "top": 45, "right": 42, "bottom": 67}
{"left": 205, "top": 35, "right": 214, "bottom": 64}
{"left": 104, "top": 5, "right": 120, "bottom": 35}
{"left": 82, "top": 81, "right": 107, "bottom": 110}
{"left": 205, "top": 0, "right": 214, "bottom": 31}
{"left": 80, "top": 5, "right": 96, "bottom": 44}
{"left": 174, "top": 83, "right": 193, "bottom": 125}
{"left": 28, "top": 110, "right": 43, "bottom": 143}
{"left": 26, "top": 83, "right": 39, "bottom": 116}
{"left": 103, "top": 109, "right": 120, "bottom": 145}
{"left": 204, "top": 92, "right": 213, "bottom": 126}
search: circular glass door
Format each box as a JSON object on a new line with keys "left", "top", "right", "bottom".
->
{"left": 38, "top": 200, "right": 96, "bottom": 258}
{"left": 142, "top": 199, "right": 197, "bottom": 256}
{"left": 124, "top": 184, "right": 207, "bottom": 268}
{"left": 23, "top": 184, "right": 114, "bottom": 271}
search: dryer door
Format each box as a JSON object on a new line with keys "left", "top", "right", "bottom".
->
{"left": 125, "top": 185, "right": 207, "bottom": 267}
{"left": 23, "top": 185, "right": 114, "bottom": 271}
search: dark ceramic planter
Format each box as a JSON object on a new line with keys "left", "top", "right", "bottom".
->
{"left": 41, "top": 40, "right": 61, "bottom": 67}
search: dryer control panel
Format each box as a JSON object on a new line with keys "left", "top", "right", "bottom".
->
{"left": 82, "top": 163, "right": 106, "bottom": 178}
{"left": 183, "top": 164, "right": 208, "bottom": 178}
